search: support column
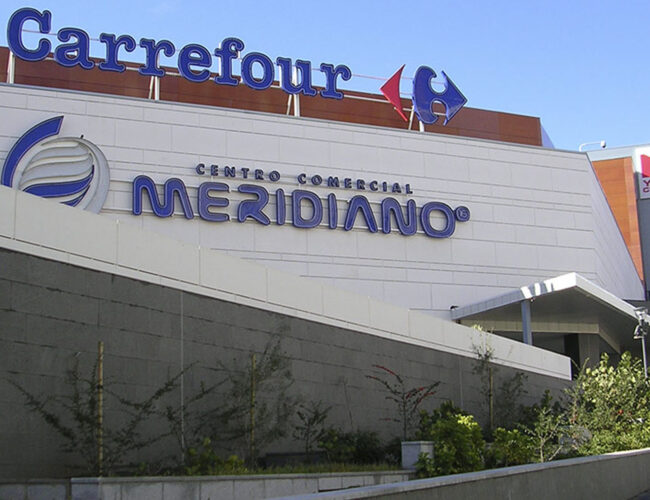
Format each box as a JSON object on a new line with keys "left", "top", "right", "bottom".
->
{"left": 521, "top": 299, "right": 533, "bottom": 345}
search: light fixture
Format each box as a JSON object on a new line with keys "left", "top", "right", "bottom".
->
{"left": 578, "top": 140, "right": 606, "bottom": 152}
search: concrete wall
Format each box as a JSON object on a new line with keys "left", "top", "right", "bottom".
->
{"left": 284, "top": 448, "right": 650, "bottom": 500}
{"left": 0, "top": 84, "right": 643, "bottom": 320}
{"left": 0, "top": 471, "right": 412, "bottom": 500}
{"left": 0, "top": 184, "right": 571, "bottom": 478}
{"left": 3, "top": 449, "right": 649, "bottom": 500}
{"left": 0, "top": 248, "right": 568, "bottom": 478}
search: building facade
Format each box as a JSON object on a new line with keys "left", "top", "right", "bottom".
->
{"left": 0, "top": 10, "right": 645, "bottom": 477}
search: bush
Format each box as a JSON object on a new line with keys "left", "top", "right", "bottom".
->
{"left": 416, "top": 402, "right": 485, "bottom": 476}
{"left": 487, "top": 428, "right": 535, "bottom": 467}
{"left": 318, "top": 428, "right": 386, "bottom": 464}
{"left": 184, "top": 438, "right": 248, "bottom": 475}
{"left": 567, "top": 352, "right": 650, "bottom": 455}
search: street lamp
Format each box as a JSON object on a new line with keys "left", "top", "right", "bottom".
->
{"left": 633, "top": 307, "right": 649, "bottom": 378}
{"left": 578, "top": 140, "right": 606, "bottom": 152}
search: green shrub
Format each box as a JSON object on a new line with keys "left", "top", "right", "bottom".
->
{"left": 184, "top": 438, "right": 248, "bottom": 475}
{"left": 567, "top": 352, "right": 650, "bottom": 455}
{"left": 416, "top": 402, "right": 485, "bottom": 476}
{"left": 487, "top": 428, "right": 535, "bottom": 467}
{"left": 318, "top": 428, "right": 386, "bottom": 464}
{"left": 414, "top": 452, "right": 436, "bottom": 479}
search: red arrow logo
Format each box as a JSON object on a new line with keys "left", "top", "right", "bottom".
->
{"left": 380, "top": 65, "right": 407, "bottom": 122}
{"left": 641, "top": 155, "right": 650, "bottom": 177}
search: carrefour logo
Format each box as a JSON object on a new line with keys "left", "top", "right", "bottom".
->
{"left": 1, "top": 116, "right": 110, "bottom": 212}
{"left": 7, "top": 7, "right": 467, "bottom": 125}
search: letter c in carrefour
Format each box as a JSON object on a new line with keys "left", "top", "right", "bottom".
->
{"left": 7, "top": 7, "right": 52, "bottom": 61}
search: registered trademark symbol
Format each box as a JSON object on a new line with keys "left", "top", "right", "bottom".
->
{"left": 454, "top": 206, "right": 470, "bottom": 222}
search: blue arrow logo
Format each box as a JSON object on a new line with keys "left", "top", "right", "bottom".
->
{"left": 412, "top": 66, "right": 467, "bottom": 125}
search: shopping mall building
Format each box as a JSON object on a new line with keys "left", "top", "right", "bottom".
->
{"left": 0, "top": 7, "right": 647, "bottom": 477}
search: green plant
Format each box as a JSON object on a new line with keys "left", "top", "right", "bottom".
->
{"left": 416, "top": 401, "right": 485, "bottom": 476}
{"left": 293, "top": 401, "right": 331, "bottom": 453}
{"left": 495, "top": 372, "right": 528, "bottom": 429}
{"left": 366, "top": 365, "right": 439, "bottom": 440}
{"left": 472, "top": 327, "right": 496, "bottom": 433}
{"left": 318, "top": 428, "right": 386, "bottom": 464}
{"left": 10, "top": 355, "right": 181, "bottom": 476}
{"left": 162, "top": 378, "right": 220, "bottom": 469}
{"left": 566, "top": 352, "right": 650, "bottom": 455}
{"left": 184, "top": 437, "right": 248, "bottom": 475}
{"left": 488, "top": 428, "right": 535, "bottom": 467}
{"left": 472, "top": 328, "right": 527, "bottom": 435}
{"left": 414, "top": 452, "right": 436, "bottom": 479}
{"left": 208, "top": 336, "right": 298, "bottom": 466}
{"left": 525, "top": 404, "right": 566, "bottom": 462}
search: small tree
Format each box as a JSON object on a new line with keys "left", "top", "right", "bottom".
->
{"left": 472, "top": 327, "right": 527, "bottom": 434}
{"left": 472, "top": 335, "right": 496, "bottom": 433}
{"left": 11, "top": 353, "right": 181, "bottom": 475}
{"left": 163, "top": 377, "right": 220, "bottom": 468}
{"left": 525, "top": 405, "right": 565, "bottom": 462}
{"left": 293, "top": 401, "right": 331, "bottom": 453}
{"left": 366, "top": 365, "right": 439, "bottom": 440}
{"left": 209, "top": 336, "right": 298, "bottom": 466}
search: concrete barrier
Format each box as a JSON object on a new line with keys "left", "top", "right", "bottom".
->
{"left": 0, "top": 471, "right": 411, "bottom": 500}
{"left": 273, "top": 448, "right": 650, "bottom": 500}
{"left": 3, "top": 448, "right": 650, "bottom": 500}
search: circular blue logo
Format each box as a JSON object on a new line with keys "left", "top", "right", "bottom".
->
{"left": 1, "top": 116, "right": 109, "bottom": 213}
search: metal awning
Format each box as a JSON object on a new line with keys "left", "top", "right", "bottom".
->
{"left": 450, "top": 273, "right": 638, "bottom": 353}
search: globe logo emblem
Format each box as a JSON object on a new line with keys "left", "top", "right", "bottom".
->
{"left": 1, "top": 116, "right": 109, "bottom": 213}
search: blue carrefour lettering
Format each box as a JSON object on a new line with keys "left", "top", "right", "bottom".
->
{"left": 178, "top": 43, "right": 212, "bottom": 83}
{"left": 276, "top": 58, "right": 317, "bottom": 96}
{"left": 7, "top": 8, "right": 51, "bottom": 62}
{"left": 6, "top": 8, "right": 354, "bottom": 101}
{"left": 99, "top": 34, "right": 136, "bottom": 72}
{"left": 241, "top": 52, "right": 274, "bottom": 90}
{"left": 54, "top": 28, "right": 94, "bottom": 69}
{"left": 138, "top": 38, "right": 175, "bottom": 77}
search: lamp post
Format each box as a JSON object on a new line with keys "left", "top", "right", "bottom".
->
{"left": 633, "top": 307, "right": 649, "bottom": 378}
{"left": 578, "top": 140, "right": 606, "bottom": 152}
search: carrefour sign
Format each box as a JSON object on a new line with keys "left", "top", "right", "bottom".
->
{"left": 7, "top": 7, "right": 467, "bottom": 125}
{"left": 2, "top": 117, "right": 471, "bottom": 239}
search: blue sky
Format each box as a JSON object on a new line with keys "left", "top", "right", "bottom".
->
{"left": 1, "top": 1, "right": 648, "bottom": 151}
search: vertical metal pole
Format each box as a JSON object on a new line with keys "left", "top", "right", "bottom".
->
{"left": 7, "top": 50, "right": 15, "bottom": 84}
{"left": 286, "top": 94, "right": 293, "bottom": 115}
{"left": 250, "top": 353, "right": 256, "bottom": 466}
{"left": 154, "top": 76, "right": 160, "bottom": 100}
{"left": 180, "top": 292, "right": 185, "bottom": 461}
{"left": 521, "top": 299, "right": 533, "bottom": 345}
{"left": 418, "top": 120, "right": 424, "bottom": 133}
{"left": 97, "top": 341, "right": 104, "bottom": 476}
{"left": 642, "top": 333, "right": 648, "bottom": 379}
{"left": 292, "top": 65, "right": 300, "bottom": 117}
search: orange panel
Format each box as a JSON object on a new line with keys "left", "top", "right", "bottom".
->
{"left": 0, "top": 47, "right": 543, "bottom": 146}
{"left": 593, "top": 158, "right": 643, "bottom": 280}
